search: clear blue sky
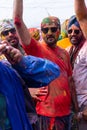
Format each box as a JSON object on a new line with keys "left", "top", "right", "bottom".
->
{"left": 0, "top": 0, "right": 86, "bottom": 28}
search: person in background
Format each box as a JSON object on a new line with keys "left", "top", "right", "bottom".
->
{"left": 12, "top": 0, "right": 79, "bottom": 129}
{"left": 57, "top": 19, "right": 71, "bottom": 49}
{"left": 0, "top": 19, "right": 25, "bottom": 55}
{"left": 28, "top": 28, "right": 40, "bottom": 41}
{"left": 0, "top": 43, "right": 60, "bottom": 130}
{"left": 58, "top": 19, "right": 69, "bottom": 40}
{"left": 67, "top": 15, "right": 87, "bottom": 130}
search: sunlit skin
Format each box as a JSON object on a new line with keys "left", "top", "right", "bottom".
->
{"left": 41, "top": 23, "right": 60, "bottom": 48}
{"left": 1, "top": 30, "right": 19, "bottom": 48}
{"left": 68, "top": 24, "right": 83, "bottom": 46}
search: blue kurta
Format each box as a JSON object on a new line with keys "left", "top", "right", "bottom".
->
{"left": 0, "top": 55, "right": 60, "bottom": 130}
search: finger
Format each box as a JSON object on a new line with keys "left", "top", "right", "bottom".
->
{"left": 39, "top": 89, "right": 48, "bottom": 93}
{"left": 5, "top": 47, "right": 18, "bottom": 59}
{"left": 40, "top": 87, "right": 47, "bottom": 89}
{"left": 5, "top": 54, "right": 15, "bottom": 64}
{"left": 12, "top": 53, "right": 22, "bottom": 63}
{"left": 39, "top": 87, "right": 48, "bottom": 93}
{"left": 0, "top": 44, "right": 7, "bottom": 53}
{"left": 1, "top": 40, "right": 10, "bottom": 46}
{"left": 36, "top": 93, "right": 47, "bottom": 96}
{"left": 33, "top": 96, "right": 42, "bottom": 101}
{"left": 4, "top": 46, "right": 12, "bottom": 54}
{"left": 36, "top": 90, "right": 48, "bottom": 96}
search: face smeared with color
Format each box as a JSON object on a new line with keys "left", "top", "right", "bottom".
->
{"left": 41, "top": 17, "right": 60, "bottom": 47}
{"left": 68, "top": 24, "right": 83, "bottom": 46}
{"left": 1, "top": 28, "right": 19, "bottom": 48}
{"left": 0, "top": 20, "right": 19, "bottom": 48}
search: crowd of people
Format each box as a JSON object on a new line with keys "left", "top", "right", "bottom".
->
{"left": 0, "top": 0, "right": 87, "bottom": 130}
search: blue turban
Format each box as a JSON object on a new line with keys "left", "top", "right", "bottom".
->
{"left": 68, "top": 15, "right": 80, "bottom": 29}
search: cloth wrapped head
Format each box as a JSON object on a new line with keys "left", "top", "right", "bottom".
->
{"left": 0, "top": 19, "right": 14, "bottom": 35}
{"left": 41, "top": 16, "right": 61, "bottom": 30}
{"left": 68, "top": 15, "right": 80, "bottom": 29}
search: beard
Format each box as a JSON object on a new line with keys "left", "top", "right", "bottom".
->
{"left": 7, "top": 36, "right": 19, "bottom": 48}
{"left": 44, "top": 36, "right": 57, "bottom": 47}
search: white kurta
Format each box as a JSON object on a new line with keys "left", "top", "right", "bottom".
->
{"left": 72, "top": 41, "right": 87, "bottom": 108}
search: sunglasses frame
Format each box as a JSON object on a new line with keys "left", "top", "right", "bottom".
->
{"left": 1, "top": 28, "right": 16, "bottom": 36}
{"left": 68, "top": 29, "right": 80, "bottom": 35}
{"left": 41, "top": 27, "right": 58, "bottom": 34}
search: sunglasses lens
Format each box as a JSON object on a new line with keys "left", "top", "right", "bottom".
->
{"left": 51, "top": 27, "right": 58, "bottom": 33}
{"left": 1, "top": 30, "right": 9, "bottom": 36}
{"left": 10, "top": 28, "right": 16, "bottom": 34}
{"left": 42, "top": 27, "right": 58, "bottom": 34}
{"left": 74, "top": 30, "right": 80, "bottom": 34}
{"left": 68, "top": 29, "right": 72, "bottom": 34}
{"left": 1, "top": 28, "right": 16, "bottom": 36}
{"left": 68, "top": 29, "right": 80, "bottom": 34}
{"left": 41, "top": 28, "right": 48, "bottom": 34}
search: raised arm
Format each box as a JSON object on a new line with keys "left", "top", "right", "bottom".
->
{"left": 13, "top": 0, "right": 31, "bottom": 45}
{"left": 74, "top": 0, "right": 87, "bottom": 39}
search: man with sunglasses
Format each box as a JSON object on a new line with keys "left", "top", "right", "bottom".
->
{"left": 67, "top": 15, "right": 85, "bottom": 69}
{"left": 0, "top": 19, "right": 25, "bottom": 55}
{"left": 12, "top": 0, "right": 79, "bottom": 129}
{"left": 67, "top": 15, "right": 87, "bottom": 130}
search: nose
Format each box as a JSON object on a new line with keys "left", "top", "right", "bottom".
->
{"left": 8, "top": 32, "right": 14, "bottom": 36}
{"left": 71, "top": 31, "right": 75, "bottom": 35}
{"left": 47, "top": 28, "right": 52, "bottom": 34}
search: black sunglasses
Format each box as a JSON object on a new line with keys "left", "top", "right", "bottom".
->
{"left": 41, "top": 27, "right": 58, "bottom": 34}
{"left": 1, "top": 28, "right": 16, "bottom": 36}
{"left": 68, "top": 29, "right": 80, "bottom": 35}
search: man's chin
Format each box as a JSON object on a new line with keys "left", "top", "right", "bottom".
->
{"left": 46, "top": 42, "right": 56, "bottom": 47}
{"left": 10, "top": 42, "right": 18, "bottom": 48}
{"left": 47, "top": 39, "right": 57, "bottom": 45}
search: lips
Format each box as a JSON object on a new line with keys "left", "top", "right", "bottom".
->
{"left": 48, "top": 37, "right": 54, "bottom": 42}
{"left": 8, "top": 37, "right": 18, "bottom": 43}
{"left": 71, "top": 36, "right": 77, "bottom": 41}
{"left": 47, "top": 35, "right": 54, "bottom": 39}
{"left": 70, "top": 36, "right": 78, "bottom": 45}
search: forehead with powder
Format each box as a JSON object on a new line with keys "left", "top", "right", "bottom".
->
{"left": 41, "top": 16, "right": 60, "bottom": 28}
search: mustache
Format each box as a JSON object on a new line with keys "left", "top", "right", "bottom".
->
{"left": 7, "top": 37, "right": 18, "bottom": 42}
{"left": 46, "top": 35, "right": 55, "bottom": 38}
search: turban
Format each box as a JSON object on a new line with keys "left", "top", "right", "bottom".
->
{"left": 0, "top": 19, "right": 14, "bottom": 34}
{"left": 68, "top": 15, "right": 80, "bottom": 29}
{"left": 41, "top": 16, "right": 61, "bottom": 29}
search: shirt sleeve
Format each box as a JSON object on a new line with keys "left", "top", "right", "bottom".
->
{"left": 12, "top": 55, "right": 60, "bottom": 87}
